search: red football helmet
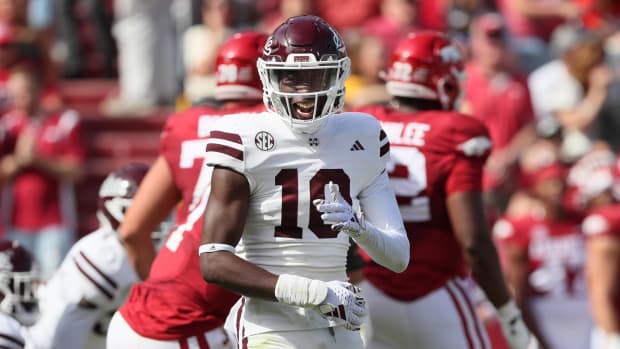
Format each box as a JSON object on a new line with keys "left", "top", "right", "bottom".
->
{"left": 0, "top": 240, "right": 39, "bottom": 325}
{"left": 97, "top": 163, "right": 149, "bottom": 231}
{"left": 214, "top": 31, "right": 267, "bottom": 101}
{"left": 258, "top": 15, "right": 351, "bottom": 133}
{"left": 386, "top": 31, "right": 465, "bottom": 110}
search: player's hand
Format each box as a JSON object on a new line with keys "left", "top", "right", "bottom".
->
{"left": 497, "top": 300, "right": 534, "bottom": 349}
{"left": 317, "top": 280, "right": 367, "bottom": 331}
{"left": 313, "top": 182, "right": 364, "bottom": 239}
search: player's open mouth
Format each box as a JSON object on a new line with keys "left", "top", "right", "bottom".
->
{"left": 293, "top": 101, "right": 315, "bottom": 119}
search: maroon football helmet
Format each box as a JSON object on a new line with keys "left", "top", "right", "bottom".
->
{"left": 97, "top": 163, "right": 149, "bottom": 231}
{"left": 386, "top": 31, "right": 465, "bottom": 110}
{"left": 214, "top": 31, "right": 268, "bottom": 101}
{"left": 258, "top": 15, "right": 350, "bottom": 133}
{"left": 0, "top": 240, "right": 38, "bottom": 325}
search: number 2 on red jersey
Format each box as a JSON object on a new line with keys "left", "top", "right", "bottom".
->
{"left": 387, "top": 147, "right": 431, "bottom": 222}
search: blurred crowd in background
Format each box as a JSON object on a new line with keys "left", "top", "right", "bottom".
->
{"left": 0, "top": 0, "right": 620, "bottom": 347}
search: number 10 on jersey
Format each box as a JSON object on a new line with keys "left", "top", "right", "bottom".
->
{"left": 275, "top": 169, "right": 351, "bottom": 239}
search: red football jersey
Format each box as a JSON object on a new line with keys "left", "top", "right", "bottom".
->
{"left": 119, "top": 103, "right": 264, "bottom": 340}
{"left": 356, "top": 105, "right": 491, "bottom": 301}
{"left": 494, "top": 214, "right": 586, "bottom": 298}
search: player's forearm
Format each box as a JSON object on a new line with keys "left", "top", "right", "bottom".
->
{"left": 200, "top": 251, "right": 278, "bottom": 300}
{"left": 119, "top": 156, "right": 180, "bottom": 279}
{"left": 357, "top": 172, "right": 410, "bottom": 273}
{"left": 592, "top": 291, "right": 620, "bottom": 334}
{"left": 353, "top": 223, "right": 409, "bottom": 273}
{"left": 467, "top": 236, "right": 511, "bottom": 308}
{"left": 517, "top": 296, "right": 551, "bottom": 349}
{"left": 592, "top": 297, "right": 620, "bottom": 334}
{"left": 121, "top": 237, "right": 156, "bottom": 280}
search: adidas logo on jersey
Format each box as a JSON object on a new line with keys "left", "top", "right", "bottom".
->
{"left": 350, "top": 140, "right": 365, "bottom": 151}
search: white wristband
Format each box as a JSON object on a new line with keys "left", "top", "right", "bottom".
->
{"left": 198, "top": 243, "right": 236, "bottom": 255}
{"left": 497, "top": 299, "right": 520, "bottom": 322}
{"left": 274, "top": 274, "right": 328, "bottom": 307}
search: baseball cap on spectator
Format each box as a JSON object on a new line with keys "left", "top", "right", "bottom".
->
{"left": 471, "top": 12, "right": 507, "bottom": 41}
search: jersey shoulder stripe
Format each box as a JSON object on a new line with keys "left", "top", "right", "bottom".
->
{"left": 379, "top": 129, "right": 390, "bottom": 157}
{"left": 205, "top": 112, "right": 269, "bottom": 174}
{"left": 210, "top": 130, "right": 242, "bottom": 144}
{"left": 79, "top": 251, "right": 118, "bottom": 289}
{"left": 0, "top": 332, "right": 24, "bottom": 349}
{"left": 206, "top": 142, "right": 243, "bottom": 161}
{"left": 72, "top": 250, "right": 118, "bottom": 300}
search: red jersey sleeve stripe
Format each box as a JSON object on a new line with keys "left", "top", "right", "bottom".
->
{"left": 206, "top": 143, "right": 244, "bottom": 161}
{"left": 210, "top": 131, "right": 242, "bottom": 144}
{"left": 80, "top": 251, "right": 118, "bottom": 290}
{"left": 73, "top": 258, "right": 114, "bottom": 300}
{"left": 0, "top": 333, "right": 24, "bottom": 348}
{"left": 380, "top": 143, "right": 390, "bottom": 157}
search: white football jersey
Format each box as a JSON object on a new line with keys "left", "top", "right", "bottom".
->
{"left": 24, "top": 227, "right": 139, "bottom": 349}
{"left": 205, "top": 111, "right": 391, "bottom": 335}
{"left": 0, "top": 312, "right": 25, "bottom": 349}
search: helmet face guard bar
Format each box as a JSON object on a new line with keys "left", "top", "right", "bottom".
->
{"left": 0, "top": 269, "right": 39, "bottom": 325}
{"left": 258, "top": 56, "right": 350, "bottom": 134}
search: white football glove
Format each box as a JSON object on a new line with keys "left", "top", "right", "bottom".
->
{"left": 317, "top": 280, "right": 367, "bottom": 331}
{"left": 497, "top": 300, "right": 534, "bottom": 349}
{"left": 274, "top": 275, "right": 367, "bottom": 331}
{"left": 313, "top": 182, "right": 365, "bottom": 239}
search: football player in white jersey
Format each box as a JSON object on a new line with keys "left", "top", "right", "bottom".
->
{"left": 23, "top": 163, "right": 160, "bottom": 349}
{"left": 199, "top": 15, "right": 410, "bottom": 349}
{"left": 0, "top": 240, "right": 38, "bottom": 349}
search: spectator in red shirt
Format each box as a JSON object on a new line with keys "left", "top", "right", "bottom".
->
{"left": 462, "top": 13, "right": 537, "bottom": 213}
{"left": 0, "top": 69, "right": 85, "bottom": 279}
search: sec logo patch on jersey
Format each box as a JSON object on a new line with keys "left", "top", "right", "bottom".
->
{"left": 255, "top": 131, "right": 275, "bottom": 151}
